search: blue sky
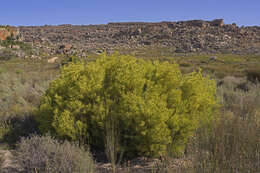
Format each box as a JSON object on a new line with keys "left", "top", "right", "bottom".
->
{"left": 1, "top": 0, "right": 259, "bottom": 26}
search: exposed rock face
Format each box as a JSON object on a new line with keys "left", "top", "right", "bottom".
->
{"left": 17, "top": 19, "right": 260, "bottom": 54}
{"left": 0, "top": 26, "right": 19, "bottom": 41}
{"left": 0, "top": 28, "right": 10, "bottom": 41}
{"left": 211, "top": 19, "right": 225, "bottom": 27}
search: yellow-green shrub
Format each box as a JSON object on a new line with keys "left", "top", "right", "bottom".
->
{"left": 36, "top": 54, "right": 218, "bottom": 157}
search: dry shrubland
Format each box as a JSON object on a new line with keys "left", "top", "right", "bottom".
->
{"left": 0, "top": 54, "right": 259, "bottom": 173}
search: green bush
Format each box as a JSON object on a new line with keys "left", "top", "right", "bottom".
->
{"left": 36, "top": 54, "right": 218, "bottom": 157}
{"left": 15, "top": 135, "right": 95, "bottom": 173}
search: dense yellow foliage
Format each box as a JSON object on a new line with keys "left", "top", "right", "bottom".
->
{"left": 36, "top": 54, "right": 218, "bottom": 157}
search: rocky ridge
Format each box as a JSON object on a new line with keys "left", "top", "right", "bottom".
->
{"left": 6, "top": 19, "right": 260, "bottom": 55}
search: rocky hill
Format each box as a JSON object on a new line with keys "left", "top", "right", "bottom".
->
{"left": 14, "top": 19, "right": 260, "bottom": 55}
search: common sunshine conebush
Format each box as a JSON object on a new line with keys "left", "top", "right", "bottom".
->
{"left": 36, "top": 53, "right": 218, "bottom": 157}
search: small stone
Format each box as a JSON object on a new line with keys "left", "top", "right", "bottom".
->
{"left": 48, "top": 57, "right": 59, "bottom": 63}
{"left": 210, "top": 56, "right": 217, "bottom": 61}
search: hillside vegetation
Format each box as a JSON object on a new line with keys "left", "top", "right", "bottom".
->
{"left": 0, "top": 23, "right": 260, "bottom": 172}
{"left": 0, "top": 51, "right": 259, "bottom": 172}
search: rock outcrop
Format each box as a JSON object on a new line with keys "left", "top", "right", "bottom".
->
{"left": 16, "top": 19, "right": 260, "bottom": 54}
{"left": 0, "top": 26, "right": 19, "bottom": 41}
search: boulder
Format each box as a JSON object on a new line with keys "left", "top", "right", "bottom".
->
{"left": 210, "top": 56, "right": 217, "bottom": 61}
{"left": 210, "top": 19, "right": 225, "bottom": 27}
{"left": 186, "top": 20, "right": 209, "bottom": 28}
{"left": 47, "top": 57, "right": 59, "bottom": 63}
{"left": 11, "top": 45, "right": 20, "bottom": 49}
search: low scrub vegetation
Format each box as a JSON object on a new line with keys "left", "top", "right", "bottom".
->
{"left": 0, "top": 49, "right": 15, "bottom": 61}
{"left": 0, "top": 52, "right": 259, "bottom": 172}
{"left": 0, "top": 60, "right": 57, "bottom": 145}
{"left": 15, "top": 134, "right": 95, "bottom": 173}
{"left": 187, "top": 80, "right": 260, "bottom": 172}
{"left": 189, "top": 111, "right": 260, "bottom": 172}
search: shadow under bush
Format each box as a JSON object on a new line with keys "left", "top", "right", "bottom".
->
{"left": 246, "top": 68, "right": 260, "bottom": 83}
{"left": 0, "top": 114, "right": 39, "bottom": 146}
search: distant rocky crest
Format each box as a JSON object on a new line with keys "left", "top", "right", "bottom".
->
{"left": 15, "top": 19, "right": 260, "bottom": 54}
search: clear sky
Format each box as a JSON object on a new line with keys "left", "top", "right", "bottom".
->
{"left": 1, "top": 0, "right": 259, "bottom": 26}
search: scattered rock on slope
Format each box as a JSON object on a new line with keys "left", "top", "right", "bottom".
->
{"left": 13, "top": 19, "right": 260, "bottom": 54}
